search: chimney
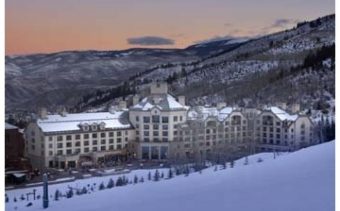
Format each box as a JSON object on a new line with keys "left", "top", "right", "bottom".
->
{"left": 217, "top": 102, "right": 226, "bottom": 109}
{"left": 291, "top": 103, "right": 300, "bottom": 113}
{"left": 60, "top": 107, "right": 67, "bottom": 117}
{"left": 39, "top": 107, "right": 48, "bottom": 119}
{"left": 178, "top": 96, "right": 186, "bottom": 106}
{"left": 119, "top": 101, "right": 127, "bottom": 110}
{"left": 132, "top": 95, "right": 140, "bottom": 106}
{"left": 108, "top": 106, "right": 116, "bottom": 114}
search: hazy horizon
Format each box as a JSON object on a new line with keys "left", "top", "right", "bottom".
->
{"left": 6, "top": 0, "right": 334, "bottom": 55}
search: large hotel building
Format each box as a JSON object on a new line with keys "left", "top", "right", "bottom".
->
{"left": 25, "top": 83, "right": 315, "bottom": 169}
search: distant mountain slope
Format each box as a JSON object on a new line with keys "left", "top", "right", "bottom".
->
{"left": 5, "top": 39, "right": 247, "bottom": 111}
{"left": 73, "top": 14, "right": 334, "bottom": 114}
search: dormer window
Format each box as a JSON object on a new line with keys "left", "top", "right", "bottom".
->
{"left": 82, "top": 123, "right": 89, "bottom": 131}
{"left": 99, "top": 122, "right": 106, "bottom": 130}
{"left": 91, "top": 124, "right": 98, "bottom": 131}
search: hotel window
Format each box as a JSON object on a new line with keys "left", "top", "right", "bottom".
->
{"left": 153, "top": 131, "right": 159, "bottom": 136}
{"left": 93, "top": 140, "right": 98, "bottom": 145}
{"left": 57, "top": 143, "right": 63, "bottom": 148}
{"left": 66, "top": 149, "right": 72, "bottom": 155}
{"left": 93, "top": 147, "right": 98, "bottom": 152}
{"left": 57, "top": 136, "right": 63, "bottom": 141}
{"left": 136, "top": 116, "right": 139, "bottom": 122}
{"left": 84, "top": 141, "right": 89, "bottom": 146}
{"left": 117, "top": 131, "right": 122, "bottom": 136}
{"left": 180, "top": 116, "right": 183, "bottom": 121}
{"left": 49, "top": 136, "right": 53, "bottom": 141}
{"left": 143, "top": 116, "right": 150, "bottom": 123}
{"left": 153, "top": 124, "right": 159, "bottom": 130}
{"left": 109, "top": 139, "right": 114, "bottom": 144}
{"left": 49, "top": 143, "right": 53, "bottom": 148}
{"left": 109, "top": 132, "right": 114, "bottom": 137}
{"left": 101, "top": 133, "right": 106, "bottom": 138}
{"left": 162, "top": 116, "right": 169, "bottom": 123}
{"left": 144, "top": 131, "right": 149, "bottom": 136}
{"left": 92, "top": 133, "right": 97, "bottom": 138}
{"left": 152, "top": 115, "right": 160, "bottom": 123}
{"left": 75, "top": 134, "right": 81, "bottom": 140}
{"left": 66, "top": 135, "right": 72, "bottom": 141}
{"left": 109, "top": 145, "right": 114, "bottom": 150}
{"left": 75, "top": 141, "right": 80, "bottom": 147}
{"left": 84, "top": 147, "right": 89, "bottom": 153}
{"left": 101, "top": 139, "right": 106, "bottom": 144}
{"left": 163, "top": 131, "right": 168, "bottom": 136}
{"left": 57, "top": 150, "right": 63, "bottom": 155}
{"left": 117, "top": 138, "right": 122, "bottom": 143}
{"left": 66, "top": 142, "right": 72, "bottom": 148}
{"left": 174, "top": 116, "right": 178, "bottom": 122}
{"left": 162, "top": 125, "right": 168, "bottom": 130}
{"left": 84, "top": 134, "right": 89, "bottom": 139}
{"left": 101, "top": 146, "right": 106, "bottom": 151}
{"left": 117, "top": 145, "right": 122, "bottom": 150}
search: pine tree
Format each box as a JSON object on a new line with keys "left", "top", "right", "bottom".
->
{"left": 257, "top": 158, "right": 263, "bottom": 163}
{"left": 134, "top": 175, "right": 138, "bottom": 184}
{"left": 99, "top": 182, "right": 105, "bottom": 190}
{"left": 161, "top": 172, "right": 164, "bottom": 178}
{"left": 116, "top": 177, "right": 123, "bottom": 186}
{"left": 168, "top": 168, "right": 173, "bottom": 179}
{"left": 154, "top": 170, "right": 160, "bottom": 181}
{"left": 5, "top": 194, "right": 8, "bottom": 203}
{"left": 214, "top": 165, "right": 218, "bottom": 171}
{"left": 14, "top": 197, "right": 17, "bottom": 202}
{"left": 148, "top": 172, "right": 152, "bottom": 181}
{"left": 107, "top": 178, "right": 114, "bottom": 189}
{"left": 230, "top": 160, "right": 234, "bottom": 168}
{"left": 176, "top": 168, "right": 181, "bottom": 175}
{"left": 139, "top": 177, "right": 144, "bottom": 183}
{"left": 244, "top": 156, "right": 249, "bottom": 165}
{"left": 66, "top": 189, "right": 73, "bottom": 198}
{"left": 81, "top": 187, "right": 88, "bottom": 194}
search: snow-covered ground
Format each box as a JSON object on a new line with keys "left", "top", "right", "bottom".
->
{"left": 6, "top": 142, "right": 334, "bottom": 211}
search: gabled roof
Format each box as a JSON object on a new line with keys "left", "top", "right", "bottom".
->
{"left": 269, "top": 107, "right": 298, "bottom": 121}
{"left": 37, "top": 111, "right": 132, "bottom": 133}
{"left": 131, "top": 94, "right": 188, "bottom": 111}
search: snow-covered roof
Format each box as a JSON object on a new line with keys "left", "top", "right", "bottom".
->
{"left": 5, "top": 122, "right": 18, "bottom": 130}
{"left": 131, "top": 94, "right": 188, "bottom": 111}
{"left": 37, "top": 111, "right": 132, "bottom": 133}
{"left": 188, "top": 106, "right": 235, "bottom": 121}
{"left": 269, "top": 107, "right": 298, "bottom": 121}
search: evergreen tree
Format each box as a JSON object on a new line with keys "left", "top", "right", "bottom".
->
{"left": 176, "top": 168, "right": 181, "bottom": 175}
{"left": 214, "top": 165, "right": 218, "bottom": 171}
{"left": 5, "top": 194, "right": 8, "bottom": 203}
{"left": 244, "top": 156, "right": 249, "bottom": 165}
{"left": 13, "top": 197, "right": 17, "bottom": 202}
{"left": 257, "top": 158, "right": 263, "bottom": 163}
{"left": 161, "top": 172, "right": 164, "bottom": 178}
{"left": 139, "top": 177, "right": 144, "bottom": 183}
{"left": 66, "top": 189, "right": 73, "bottom": 198}
{"left": 134, "top": 175, "right": 138, "bottom": 184}
{"left": 154, "top": 170, "right": 160, "bottom": 181}
{"left": 230, "top": 160, "right": 234, "bottom": 168}
{"left": 168, "top": 168, "right": 173, "bottom": 179}
{"left": 116, "top": 177, "right": 123, "bottom": 186}
{"left": 107, "top": 178, "right": 114, "bottom": 189}
{"left": 148, "top": 172, "right": 152, "bottom": 181}
{"left": 20, "top": 194, "right": 25, "bottom": 201}
{"left": 99, "top": 182, "right": 105, "bottom": 190}
{"left": 81, "top": 187, "right": 88, "bottom": 194}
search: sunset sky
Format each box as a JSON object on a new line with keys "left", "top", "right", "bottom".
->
{"left": 6, "top": 0, "right": 334, "bottom": 55}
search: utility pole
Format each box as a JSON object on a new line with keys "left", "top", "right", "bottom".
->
{"left": 42, "top": 173, "right": 49, "bottom": 209}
